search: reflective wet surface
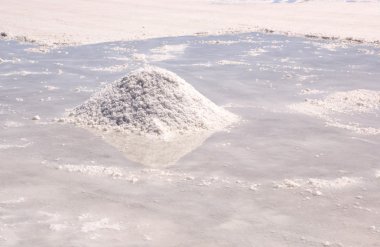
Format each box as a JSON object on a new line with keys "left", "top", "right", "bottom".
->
{"left": 1, "top": 33, "right": 380, "bottom": 246}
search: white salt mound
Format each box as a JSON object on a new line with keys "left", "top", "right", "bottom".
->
{"left": 65, "top": 67, "right": 238, "bottom": 137}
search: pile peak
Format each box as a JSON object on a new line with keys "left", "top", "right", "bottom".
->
{"left": 65, "top": 66, "right": 238, "bottom": 137}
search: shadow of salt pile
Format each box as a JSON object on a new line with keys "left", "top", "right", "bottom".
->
{"left": 99, "top": 131, "right": 212, "bottom": 167}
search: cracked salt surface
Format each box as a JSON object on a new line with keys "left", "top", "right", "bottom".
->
{"left": 1, "top": 32, "right": 380, "bottom": 246}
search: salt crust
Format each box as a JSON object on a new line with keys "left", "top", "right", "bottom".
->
{"left": 289, "top": 89, "right": 380, "bottom": 135}
{"left": 274, "top": 176, "right": 362, "bottom": 190}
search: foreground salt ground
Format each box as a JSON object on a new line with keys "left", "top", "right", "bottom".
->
{"left": 0, "top": 32, "right": 380, "bottom": 246}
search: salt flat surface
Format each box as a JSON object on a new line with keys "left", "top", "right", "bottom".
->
{"left": 1, "top": 32, "right": 380, "bottom": 246}
{"left": 1, "top": 0, "right": 380, "bottom": 46}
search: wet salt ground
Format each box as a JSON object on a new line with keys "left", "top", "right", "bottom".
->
{"left": 0, "top": 33, "right": 380, "bottom": 246}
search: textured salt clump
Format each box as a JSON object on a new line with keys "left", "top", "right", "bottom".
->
{"left": 307, "top": 177, "right": 362, "bottom": 189}
{"left": 326, "top": 121, "right": 380, "bottom": 135}
{"left": 65, "top": 67, "right": 238, "bottom": 137}
{"left": 78, "top": 215, "right": 121, "bottom": 233}
{"left": 149, "top": 44, "right": 188, "bottom": 61}
{"left": 289, "top": 89, "right": 380, "bottom": 135}
{"left": 248, "top": 48, "right": 267, "bottom": 57}
{"left": 311, "top": 42, "right": 348, "bottom": 52}
{"left": 0, "top": 143, "right": 32, "bottom": 150}
{"left": 274, "top": 177, "right": 362, "bottom": 190}
{"left": 82, "top": 64, "right": 128, "bottom": 72}
{"left": 57, "top": 164, "right": 124, "bottom": 179}
{"left": 299, "top": 88, "right": 325, "bottom": 95}
{"left": 216, "top": 60, "right": 249, "bottom": 65}
{"left": 273, "top": 179, "right": 301, "bottom": 189}
{"left": 306, "top": 90, "right": 380, "bottom": 114}
{"left": 0, "top": 197, "right": 26, "bottom": 204}
{"left": 49, "top": 224, "right": 68, "bottom": 232}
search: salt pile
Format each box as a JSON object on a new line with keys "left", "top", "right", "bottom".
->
{"left": 65, "top": 67, "right": 238, "bottom": 137}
